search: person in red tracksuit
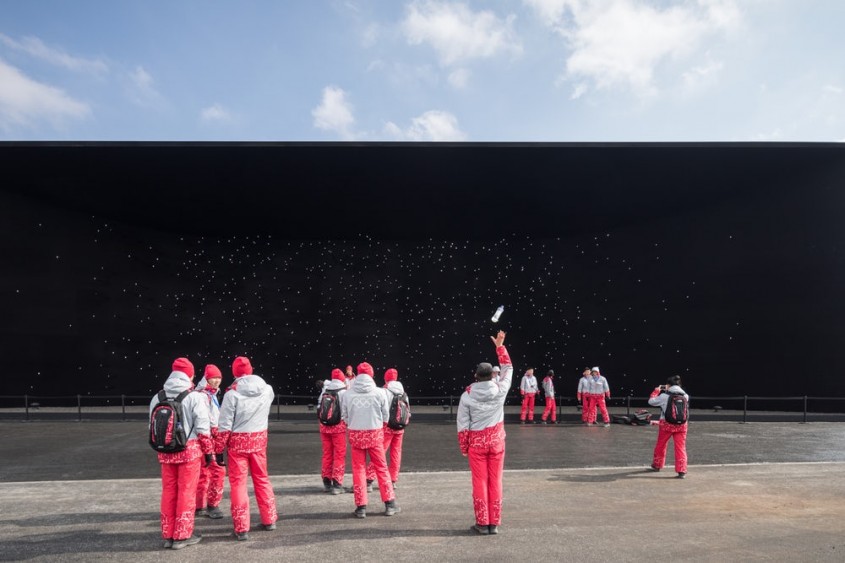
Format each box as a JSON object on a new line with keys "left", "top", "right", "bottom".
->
{"left": 519, "top": 368, "right": 538, "bottom": 423}
{"left": 341, "top": 362, "right": 399, "bottom": 519}
{"left": 215, "top": 356, "right": 277, "bottom": 541}
{"left": 319, "top": 369, "right": 348, "bottom": 494}
{"left": 576, "top": 368, "right": 591, "bottom": 424}
{"left": 149, "top": 357, "right": 213, "bottom": 550}
{"left": 457, "top": 330, "right": 513, "bottom": 535}
{"left": 648, "top": 375, "right": 690, "bottom": 478}
{"left": 366, "top": 368, "right": 408, "bottom": 491}
{"left": 540, "top": 370, "right": 557, "bottom": 424}
{"left": 195, "top": 364, "right": 226, "bottom": 520}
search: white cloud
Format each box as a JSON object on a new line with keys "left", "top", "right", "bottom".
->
{"left": 525, "top": 0, "right": 741, "bottom": 97}
{"left": 682, "top": 58, "right": 724, "bottom": 91}
{"left": 0, "top": 32, "right": 108, "bottom": 74}
{"left": 384, "top": 110, "right": 466, "bottom": 141}
{"left": 0, "top": 57, "right": 90, "bottom": 130}
{"left": 200, "top": 103, "right": 231, "bottom": 123}
{"left": 127, "top": 65, "right": 164, "bottom": 107}
{"left": 312, "top": 86, "right": 356, "bottom": 139}
{"left": 402, "top": 1, "right": 522, "bottom": 66}
{"left": 448, "top": 68, "right": 470, "bottom": 89}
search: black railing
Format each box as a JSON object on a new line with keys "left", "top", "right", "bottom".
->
{"left": 2, "top": 394, "right": 845, "bottom": 422}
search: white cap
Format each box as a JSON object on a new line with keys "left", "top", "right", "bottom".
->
{"left": 492, "top": 366, "right": 501, "bottom": 372}
{"left": 591, "top": 366, "right": 600, "bottom": 373}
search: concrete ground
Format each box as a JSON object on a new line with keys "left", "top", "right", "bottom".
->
{"left": 1, "top": 421, "right": 844, "bottom": 561}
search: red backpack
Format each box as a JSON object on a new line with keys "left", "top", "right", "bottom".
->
{"left": 149, "top": 390, "right": 190, "bottom": 452}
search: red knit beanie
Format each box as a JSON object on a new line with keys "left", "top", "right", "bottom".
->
{"left": 204, "top": 364, "right": 222, "bottom": 380}
{"left": 172, "top": 357, "right": 195, "bottom": 379}
{"left": 232, "top": 356, "right": 253, "bottom": 377}
{"left": 384, "top": 368, "right": 398, "bottom": 383}
{"left": 331, "top": 368, "right": 345, "bottom": 381}
{"left": 357, "top": 362, "right": 374, "bottom": 377}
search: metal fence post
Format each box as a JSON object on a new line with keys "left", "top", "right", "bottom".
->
{"left": 25, "top": 394, "right": 29, "bottom": 422}
{"left": 742, "top": 395, "right": 747, "bottom": 424}
{"left": 449, "top": 395, "right": 454, "bottom": 419}
{"left": 77, "top": 394, "right": 82, "bottom": 422}
{"left": 803, "top": 396, "right": 808, "bottom": 424}
{"left": 626, "top": 395, "right": 631, "bottom": 416}
{"left": 277, "top": 394, "right": 281, "bottom": 421}
{"left": 121, "top": 394, "right": 126, "bottom": 421}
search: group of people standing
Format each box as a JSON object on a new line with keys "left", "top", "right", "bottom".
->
{"left": 515, "top": 365, "right": 610, "bottom": 425}
{"left": 149, "top": 337, "right": 690, "bottom": 547}
{"left": 316, "top": 363, "right": 405, "bottom": 518}
{"left": 150, "top": 356, "right": 277, "bottom": 550}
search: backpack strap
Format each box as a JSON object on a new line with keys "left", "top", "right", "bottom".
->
{"left": 157, "top": 390, "right": 167, "bottom": 403}
{"left": 174, "top": 389, "right": 191, "bottom": 403}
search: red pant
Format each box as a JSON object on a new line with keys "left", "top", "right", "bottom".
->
{"left": 196, "top": 458, "right": 226, "bottom": 509}
{"left": 349, "top": 429, "right": 394, "bottom": 507}
{"left": 320, "top": 431, "right": 347, "bottom": 484}
{"left": 468, "top": 444, "right": 505, "bottom": 526}
{"left": 228, "top": 449, "right": 277, "bottom": 533}
{"left": 586, "top": 394, "right": 609, "bottom": 423}
{"left": 520, "top": 393, "right": 536, "bottom": 421}
{"left": 367, "top": 430, "right": 404, "bottom": 483}
{"left": 541, "top": 397, "right": 556, "bottom": 422}
{"left": 160, "top": 457, "right": 201, "bottom": 540}
{"left": 579, "top": 397, "right": 589, "bottom": 422}
{"left": 652, "top": 421, "right": 688, "bottom": 473}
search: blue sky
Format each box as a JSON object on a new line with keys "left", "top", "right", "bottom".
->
{"left": 1, "top": 0, "right": 843, "bottom": 142}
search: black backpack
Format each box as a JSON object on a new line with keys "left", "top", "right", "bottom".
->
{"left": 149, "top": 389, "right": 190, "bottom": 453}
{"left": 664, "top": 392, "right": 689, "bottom": 425}
{"left": 317, "top": 389, "right": 342, "bottom": 426}
{"left": 387, "top": 391, "right": 411, "bottom": 430}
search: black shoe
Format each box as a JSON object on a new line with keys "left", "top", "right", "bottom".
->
{"left": 354, "top": 506, "right": 367, "bottom": 518}
{"left": 488, "top": 525, "right": 499, "bottom": 535}
{"left": 262, "top": 522, "right": 276, "bottom": 531}
{"left": 195, "top": 507, "right": 208, "bottom": 517}
{"left": 649, "top": 464, "right": 661, "bottom": 472}
{"left": 366, "top": 480, "right": 374, "bottom": 492}
{"left": 471, "top": 524, "right": 490, "bottom": 535}
{"left": 234, "top": 532, "right": 249, "bottom": 541}
{"left": 162, "top": 538, "right": 173, "bottom": 549}
{"left": 677, "top": 472, "right": 686, "bottom": 479}
{"left": 323, "top": 477, "right": 332, "bottom": 492}
{"left": 207, "top": 506, "right": 223, "bottom": 519}
{"left": 520, "top": 420, "right": 526, "bottom": 425}
{"left": 171, "top": 535, "right": 202, "bottom": 550}
{"left": 384, "top": 501, "right": 401, "bottom": 516}
{"left": 331, "top": 485, "right": 344, "bottom": 495}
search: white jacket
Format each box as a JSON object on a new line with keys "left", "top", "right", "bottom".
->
{"left": 577, "top": 376, "right": 590, "bottom": 396}
{"left": 648, "top": 385, "right": 689, "bottom": 421}
{"left": 382, "top": 380, "right": 408, "bottom": 403}
{"left": 586, "top": 375, "right": 610, "bottom": 396}
{"left": 542, "top": 376, "right": 555, "bottom": 398}
{"left": 218, "top": 374, "right": 274, "bottom": 434}
{"left": 149, "top": 371, "right": 210, "bottom": 442}
{"left": 520, "top": 374, "right": 538, "bottom": 394}
{"left": 457, "top": 351, "right": 514, "bottom": 433}
{"left": 195, "top": 376, "right": 221, "bottom": 428}
{"left": 318, "top": 378, "right": 348, "bottom": 404}
{"left": 341, "top": 374, "right": 389, "bottom": 431}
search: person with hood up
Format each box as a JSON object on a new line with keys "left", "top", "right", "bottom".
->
{"left": 341, "top": 362, "right": 399, "bottom": 518}
{"left": 586, "top": 367, "right": 611, "bottom": 427}
{"left": 540, "top": 370, "right": 557, "bottom": 424}
{"left": 456, "top": 330, "right": 513, "bottom": 536}
{"left": 319, "top": 368, "right": 348, "bottom": 494}
{"left": 519, "top": 368, "right": 538, "bottom": 424}
{"left": 366, "top": 368, "right": 408, "bottom": 491}
{"left": 149, "top": 357, "right": 213, "bottom": 550}
{"left": 195, "top": 364, "right": 226, "bottom": 519}
{"left": 648, "top": 375, "right": 690, "bottom": 478}
{"left": 216, "top": 356, "right": 277, "bottom": 540}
